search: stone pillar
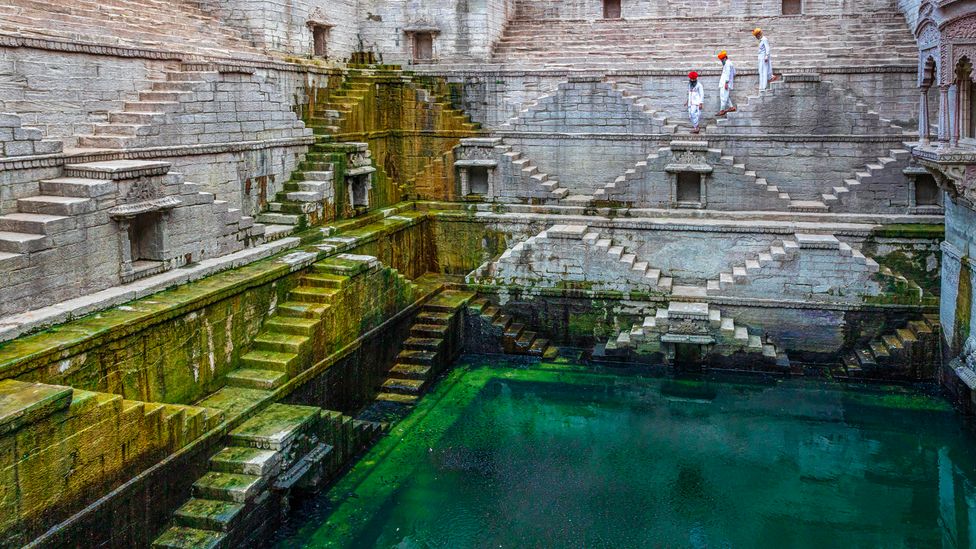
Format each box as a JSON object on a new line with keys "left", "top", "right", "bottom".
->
{"left": 920, "top": 87, "right": 931, "bottom": 146}
{"left": 953, "top": 81, "right": 962, "bottom": 147}
{"left": 117, "top": 218, "right": 134, "bottom": 276}
{"left": 459, "top": 167, "right": 470, "bottom": 196}
{"left": 940, "top": 85, "right": 951, "bottom": 147}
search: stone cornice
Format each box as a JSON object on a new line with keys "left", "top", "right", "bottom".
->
{"left": 411, "top": 65, "right": 918, "bottom": 78}
{"left": 0, "top": 137, "right": 314, "bottom": 173}
{"left": 913, "top": 144, "right": 976, "bottom": 208}
{"left": 493, "top": 131, "right": 913, "bottom": 143}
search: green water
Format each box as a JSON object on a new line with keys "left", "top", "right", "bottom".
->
{"left": 274, "top": 357, "right": 976, "bottom": 548}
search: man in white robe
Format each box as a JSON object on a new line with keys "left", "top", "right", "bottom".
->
{"left": 753, "top": 28, "right": 777, "bottom": 90}
{"left": 686, "top": 71, "right": 704, "bottom": 134}
{"left": 717, "top": 50, "right": 735, "bottom": 116}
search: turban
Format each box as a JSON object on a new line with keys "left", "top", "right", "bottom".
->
{"left": 717, "top": 50, "right": 728, "bottom": 60}
{"left": 688, "top": 71, "right": 698, "bottom": 79}
{"left": 752, "top": 28, "right": 762, "bottom": 36}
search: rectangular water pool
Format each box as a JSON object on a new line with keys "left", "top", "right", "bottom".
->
{"left": 273, "top": 356, "right": 976, "bottom": 548}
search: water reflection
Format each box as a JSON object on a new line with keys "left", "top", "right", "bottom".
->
{"left": 274, "top": 360, "right": 976, "bottom": 548}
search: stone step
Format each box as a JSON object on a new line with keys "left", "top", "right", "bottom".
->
{"left": 403, "top": 337, "right": 444, "bottom": 352}
{"left": 411, "top": 323, "right": 449, "bottom": 338}
{"left": 17, "top": 195, "right": 94, "bottom": 216}
{"left": 0, "top": 212, "right": 73, "bottom": 235}
{"left": 389, "top": 363, "right": 432, "bottom": 380}
{"left": 263, "top": 317, "right": 319, "bottom": 337}
{"left": 229, "top": 403, "right": 320, "bottom": 450}
{"left": 209, "top": 446, "right": 280, "bottom": 476}
{"left": 381, "top": 377, "right": 425, "bottom": 395}
{"left": 275, "top": 301, "right": 328, "bottom": 319}
{"left": 152, "top": 526, "right": 226, "bottom": 549}
{"left": 417, "top": 311, "right": 452, "bottom": 325}
{"left": 173, "top": 498, "right": 244, "bottom": 532}
{"left": 192, "top": 472, "right": 265, "bottom": 504}
{"left": 290, "top": 286, "right": 340, "bottom": 304}
{"left": 252, "top": 332, "right": 308, "bottom": 354}
{"left": 396, "top": 349, "right": 438, "bottom": 365}
{"left": 39, "top": 177, "right": 115, "bottom": 198}
{"left": 375, "top": 392, "right": 418, "bottom": 405}
{"left": 224, "top": 368, "right": 288, "bottom": 391}
{"left": 0, "top": 230, "right": 50, "bottom": 254}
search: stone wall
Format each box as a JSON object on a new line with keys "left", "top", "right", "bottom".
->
{"left": 358, "top": 0, "right": 516, "bottom": 63}
{"left": 436, "top": 71, "right": 920, "bottom": 131}
{"left": 0, "top": 380, "right": 224, "bottom": 546}
{"left": 194, "top": 0, "right": 361, "bottom": 59}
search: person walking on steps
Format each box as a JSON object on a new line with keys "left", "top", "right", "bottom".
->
{"left": 717, "top": 50, "right": 736, "bottom": 116}
{"left": 753, "top": 28, "right": 779, "bottom": 90}
{"left": 686, "top": 71, "right": 704, "bottom": 134}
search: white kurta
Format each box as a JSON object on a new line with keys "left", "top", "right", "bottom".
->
{"left": 758, "top": 36, "right": 773, "bottom": 90}
{"left": 687, "top": 81, "right": 704, "bottom": 128}
{"left": 719, "top": 61, "right": 735, "bottom": 110}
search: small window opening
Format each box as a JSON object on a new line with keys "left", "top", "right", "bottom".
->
{"left": 914, "top": 174, "right": 940, "bottom": 206}
{"left": 676, "top": 172, "right": 702, "bottom": 204}
{"left": 469, "top": 167, "right": 489, "bottom": 195}
{"left": 312, "top": 25, "right": 329, "bottom": 58}
{"left": 603, "top": 0, "right": 621, "bottom": 19}
{"left": 782, "top": 0, "right": 802, "bottom": 14}
{"left": 413, "top": 33, "right": 433, "bottom": 62}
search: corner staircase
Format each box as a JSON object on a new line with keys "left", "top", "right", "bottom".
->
{"left": 841, "top": 314, "right": 940, "bottom": 378}
{"left": 375, "top": 290, "right": 475, "bottom": 405}
{"left": 468, "top": 297, "right": 560, "bottom": 359}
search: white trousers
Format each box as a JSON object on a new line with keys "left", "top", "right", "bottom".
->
{"left": 688, "top": 105, "right": 701, "bottom": 128}
{"left": 758, "top": 57, "right": 773, "bottom": 90}
{"left": 720, "top": 87, "right": 734, "bottom": 110}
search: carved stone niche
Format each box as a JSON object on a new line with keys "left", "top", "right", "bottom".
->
{"left": 455, "top": 138, "right": 500, "bottom": 200}
{"left": 404, "top": 18, "right": 440, "bottom": 63}
{"left": 665, "top": 141, "right": 712, "bottom": 209}
{"left": 905, "top": 164, "right": 944, "bottom": 214}
{"left": 914, "top": 145, "right": 976, "bottom": 208}
{"left": 342, "top": 142, "right": 377, "bottom": 214}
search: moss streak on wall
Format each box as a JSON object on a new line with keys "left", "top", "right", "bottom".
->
{"left": 306, "top": 68, "right": 482, "bottom": 217}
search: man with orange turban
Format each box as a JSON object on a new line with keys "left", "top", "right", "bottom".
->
{"left": 717, "top": 50, "right": 736, "bottom": 116}
{"left": 753, "top": 28, "right": 778, "bottom": 90}
{"left": 685, "top": 71, "right": 704, "bottom": 134}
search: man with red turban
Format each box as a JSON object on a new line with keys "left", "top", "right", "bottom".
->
{"left": 717, "top": 50, "right": 736, "bottom": 116}
{"left": 685, "top": 71, "right": 704, "bottom": 134}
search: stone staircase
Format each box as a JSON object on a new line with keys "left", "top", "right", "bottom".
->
{"left": 255, "top": 145, "right": 338, "bottom": 227}
{"left": 232, "top": 256, "right": 410, "bottom": 392}
{"left": 826, "top": 144, "right": 916, "bottom": 212}
{"left": 604, "top": 302, "right": 788, "bottom": 364}
{"left": 0, "top": 0, "right": 266, "bottom": 59}
{"left": 375, "top": 290, "right": 475, "bottom": 405}
{"left": 497, "top": 143, "right": 569, "bottom": 201}
{"left": 706, "top": 237, "right": 801, "bottom": 294}
{"left": 0, "top": 160, "right": 272, "bottom": 273}
{"left": 75, "top": 64, "right": 309, "bottom": 151}
{"left": 306, "top": 67, "right": 481, "bottom": 138}
{"left": 467, "top": 297, "right": 560, "bottom": 359}
{"left": 477, "top": 224, "right": 673, "bottom": 292}
{"left": 841, "top": 314, "right": 940, "bottom": 379}
{"left": 490, "top": 15, "right": 918, "bottom": 69}
{"left": 499, "top": 79, "right": 675, "bottom": 134}
{"left": 152, "top": 404, "right": 384, "bottom": 549}
{"left": 0, "top": 379, "right": 225, "bottom": 545}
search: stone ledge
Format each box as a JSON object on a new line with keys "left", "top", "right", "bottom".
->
{"left": 491, "top": 131, "right": 913, "bottom": 142}
{"left": 423, "top": 203, "right": 944, "bottom": 233}
{"left": 0, "top": 236, "right": 301, "bottom": 344}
